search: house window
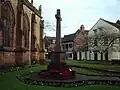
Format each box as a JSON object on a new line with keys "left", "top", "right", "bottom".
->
{"left": 69, "top": 43, "right": 72, "bottom": 48}
{"left": 65, "top": 44, "right": 68, "bottom": 50}
{"left": 52, "top": 39, "right": 56, "bottom": 44}
{"left": 68, "top": 53, "right": 72, "bottom": 58}
{"left": 62, "top": 44, "right": 65, "bottom": 49}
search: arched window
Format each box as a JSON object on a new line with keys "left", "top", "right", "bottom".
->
{"left": 23, "top": 14, "right": 30, "bottom": 48}
{"left": 1, "top": 1, "right": 15, "bottom": 47}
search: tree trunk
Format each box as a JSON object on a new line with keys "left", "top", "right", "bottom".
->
{"left": 89, "top": 51, "right": 91, "bottom": 60}
{"left": 73, "top": 51, "right": 77, "bottom": 60}
{"left": 105, "top": 51, "right": 108, "bottom": 61}
{"left": 100, "top": 53, "right": 103, "bottom": 61}
{"left": 79, "top": 51, "right": 81, "bottom": 60}
{"left": 85, "top": 50, "right": 87, "bottom": 60}
{"left": 94, "top": 52, "right": 98, "bottom": 61}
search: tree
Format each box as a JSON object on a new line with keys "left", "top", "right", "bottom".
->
{"left": 74, "top": 31, "right": 88, "bottom": 51}
{"left": 43, "top": 21, "right": 67, "bottom": 37}
{"left": 73, "top": 30, "right": 88, "bottom": 60}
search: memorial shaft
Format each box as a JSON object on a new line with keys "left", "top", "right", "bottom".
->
{"left": 54, "top": 9, "right": 62, "bottom": 66}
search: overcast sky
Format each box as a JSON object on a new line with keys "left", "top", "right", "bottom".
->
{"left": 29, "top": 0, "right": 120, "bottom": 37}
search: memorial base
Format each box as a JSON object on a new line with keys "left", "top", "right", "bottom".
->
{"left": 39, "top": 62, "right": 76, "bottom": 80}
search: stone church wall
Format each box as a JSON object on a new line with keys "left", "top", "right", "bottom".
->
{"left": 4, "top": 52, "right": 15, "bottom": 64}
{"left": 0, "top": 0, "right": 44, "bottom": 65}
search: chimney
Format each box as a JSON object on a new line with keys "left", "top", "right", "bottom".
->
{"left": 31, "top": 0, "right": 33, "bottom": 5}
{"left": 116, "top": 20, "right": 120, "bottom": 25}
{"left": 80, "top": 25, "right": 85, "bottom": 30}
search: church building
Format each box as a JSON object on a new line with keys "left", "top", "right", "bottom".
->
{"left": 0, "top": 0, "right": 44, "bottom": 65}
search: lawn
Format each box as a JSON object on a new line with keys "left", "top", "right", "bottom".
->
{"left": 45, "top": 59, "right": 120, "bottom": 75}
{"left": 0, "top": 65, "right": 120, "bottom": 90}
{"left": 66, "top": 60, "right": 120, "bottom": 72}
{"left": 72, "top": 67, "right": 103, "bottom": 75}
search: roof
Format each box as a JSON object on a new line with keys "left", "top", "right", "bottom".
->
{"left": 61, "top": 33, "right": 76, "bottom": 43}
{"left": 44, "top": 36, "right": 56, "bottom": 47}
{"left": 44, "top": 36, "right": 56, "bottom": 40}
{"left": 90, "top": 18, "right": 120, "bottom": 32}
{"left": 101, "top": 18, "right": 120, "bottom": 30}
{"left": 61, "top": 29, "right": 89, "bottom": 43}
{"left": 44, "top": 30, "right": 89, "bottom": 44}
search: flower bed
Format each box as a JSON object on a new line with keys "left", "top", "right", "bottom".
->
{"left": 16, "top": 72, "right": 120, "bottom": 88}
{"left": 1, "top": 65, "right": 120, "bottom": 90}
{"left": 39, "top": 62, "right": 75, "bottom": 80}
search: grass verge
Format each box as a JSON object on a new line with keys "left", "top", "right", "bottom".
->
{"left": 66, "top": 60, "right": 120, "bottom": 72}
{"left": 0, "top": 65, "right": 120, "bottom": 90}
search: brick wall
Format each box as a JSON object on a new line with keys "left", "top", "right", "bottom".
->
{"left": 15, "top": 52, "right": 23, "bottom": 65}
{"left": 0, "top": 52, "right": 4, "bottom": 64}
{"left": 31, "top": 52, "right": 36, "bottom": 60}
{"left": 23, "top": 51, "right": 29, "bottom": 63}
{"left": 39, "top": 52, "right": 44, "bottom": 64}
{"left": 4, "top": 52, "right": 15, "bottom": 64}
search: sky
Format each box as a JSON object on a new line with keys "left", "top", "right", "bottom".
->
{"left": 29, "top": 0, "right": 120, "bottom": 37}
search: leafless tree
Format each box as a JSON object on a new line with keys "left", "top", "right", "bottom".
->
{"left": 43, "top": 20, "right": 67, "bottom": 37}
{"left": 43, "top": 20, "right": 67, "bottom": 52}
{"left": 73, "top": 30, "right": 88, "bottom": 52}
{"left": 73, "top": 30, "right": 88, "bottom": 60}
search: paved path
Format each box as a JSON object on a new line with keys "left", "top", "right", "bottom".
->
{"left": 24, "top": 72, "right": 120, "bottom": 83}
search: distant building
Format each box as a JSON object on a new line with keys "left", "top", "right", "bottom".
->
{"left": 61, "top": 25, "right": 89, "bottom": 60}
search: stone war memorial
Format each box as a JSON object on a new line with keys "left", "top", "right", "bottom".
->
{"left": 39, "top": 9, "right": 76, "bottom": 79}
{"left": 18, "top": 9, "right": 120, "bottom": 87}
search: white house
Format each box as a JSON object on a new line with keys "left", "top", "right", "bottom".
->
{"left": 88, "top": 18, "right": 120, "bottom": 61}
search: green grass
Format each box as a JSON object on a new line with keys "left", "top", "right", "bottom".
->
{"left": 0, "top": 65, "right": 120, "bottom": 90}
{"left": 66, "top": 60, "right": 120, "bottom": 72}
{"left": 72, "top": 67, "right": 103, "bottom": 75}
{"left": 73, "top": 67, "right": 120, "bottom": 76}
{"left": 45, "top": 59, "right": 120, "bottom": 75}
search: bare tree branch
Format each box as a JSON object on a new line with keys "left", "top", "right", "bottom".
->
{"left": 88, "top": 27, "right": 120, "bottom": 54}
{"left": 43, "top": 20, "right": 67, "bottom": 36}
{"left": 73, "top": 26, "right": 120, "bottom": 56}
